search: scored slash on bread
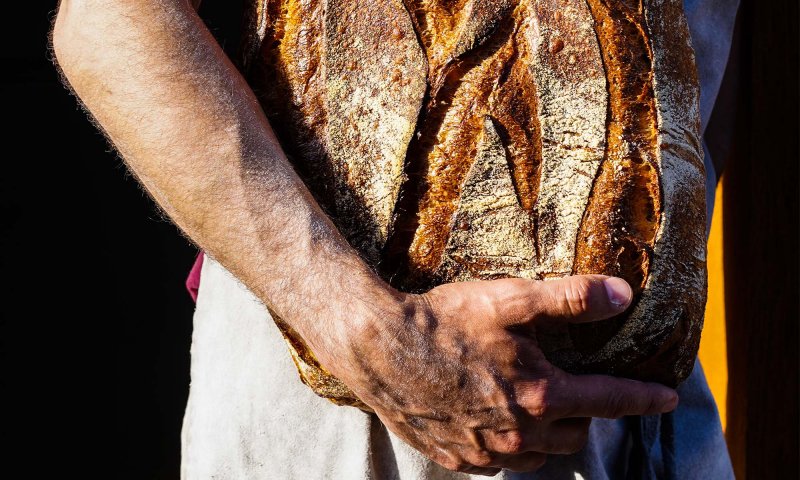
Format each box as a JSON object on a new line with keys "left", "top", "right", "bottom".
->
{"left": 242, "top": 0, "right": 706, "bottom": 409}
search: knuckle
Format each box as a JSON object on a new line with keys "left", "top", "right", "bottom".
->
{"left": 563, "top": 279, "right": 593, "bottom": 317}
{"left": 529, "top": 401, "right": 551, "bottom": 420}
{"left": 645, "top": 390, "right": 661, "bottom": 415}
{"left": 430, "top": 450, "right": 464, "bottom": 472}
{"left": 467, "top": 450, "right": 495, "bottom": 468}
{"left": 499, "top": 430, "right": 525, "bottom": 455}
{"left": 604, "top": 389, "right": 634, "bottom": 418}
{"left": 440, "top": 459, "right": 462, "bottom": 472}
{"left": 520, "top": 378, "right": 558, "bottom": 420}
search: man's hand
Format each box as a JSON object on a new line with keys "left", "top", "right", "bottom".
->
{"left": 321, "top": 275, "right": 677, "bottom": 476}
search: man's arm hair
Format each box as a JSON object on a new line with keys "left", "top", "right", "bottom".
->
{"left": 50, "top": 0, "right": 400, "bottom": 361}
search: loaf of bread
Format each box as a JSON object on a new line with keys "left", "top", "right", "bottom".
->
{"left": 241, "top": 0, "right": 707, "bottom": 409}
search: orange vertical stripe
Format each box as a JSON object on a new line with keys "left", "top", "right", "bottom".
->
{"left": 698, "top": 180, "right": 727, "bottom": 430}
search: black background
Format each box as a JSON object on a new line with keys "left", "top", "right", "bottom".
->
{"left": 1, "top": 2, "right": 241, "bottom": 478}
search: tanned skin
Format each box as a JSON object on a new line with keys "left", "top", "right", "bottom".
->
{"left": 52, "top": 0, "right": 678, "bottom": 475}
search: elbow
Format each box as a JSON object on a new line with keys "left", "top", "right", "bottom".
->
{"left": 50, "top": 1, "right": 108, "bottom": 93}
{"left": 50, "top": 1, "right": 82, "bottom": 79}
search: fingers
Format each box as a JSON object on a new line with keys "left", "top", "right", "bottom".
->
{"left": 527, "top": 417, "right": 592, "bottom": 455}
{"left": 434, "top": 449, "right": 502, "bottom": 476}
{"left": 426, "top": 274, "right": 632, "bottom": 330}
{"left": 458, "top": 443, "right": 546, "bottom": 473}
{"left": 481, "top": 274, "right": 632, "bottom": 329}
{"left": 455, "top": 425, "right": 571, "bottom": 473}
{"left": 549, "top": 372, "right": 679, "bottom": 419}
{"left": 480, "top": 418, "right": 591, "bottom": 457}
{"left": 526, "top": 274, "right": 633, "bottom": 325}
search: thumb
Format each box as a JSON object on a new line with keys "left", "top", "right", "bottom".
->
{"left": 524, "top": 274, "right": 633, "bottom": 325}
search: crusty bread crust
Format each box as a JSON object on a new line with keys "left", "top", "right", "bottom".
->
{"left": 580, "top": 0, "right": 706, "bottom": 385}
{"left": 242, "top": 0, "right": 706, "bottom": 405}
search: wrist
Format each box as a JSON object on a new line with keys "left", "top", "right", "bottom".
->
{"left": 284, "top": 262, "right": 410, "bottom": 378}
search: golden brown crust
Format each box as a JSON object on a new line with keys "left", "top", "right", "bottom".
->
{"left": 561, "top": 0, "right": 663, "bottom": 365}
{"left": 438, "top": 117, "right": 537, "bottom": 281}
{"left": 527, "top": 0, "right": 608, "bottom": 278}
{"left": 543, "top": 0, "right": 705, "bottom": 386}
{"left": 593, "top": 0, "right": 706, "bottom": 385}
{"left": 241, "top": 0, "right": 706, "bottom": 403}
{"left": 393, "top": 4, "right": 520, "bottom": 287}
{"left": 247, "top": 0, "right": 427, "bottom": 263}
{"left": 269, "top": 309, "right": 371, "bottom": 410}
{"left": 572, "top": 0, "right": 661, "bottom": 293}
{"left": 324, "top": 0, "right": 428, "bottom": 261}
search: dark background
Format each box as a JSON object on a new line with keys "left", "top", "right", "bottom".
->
{"left": 1, "top": 2, "right": 241, "bottom": 478}
{"left": 2, "top": 1, "right": 797, "bottom": 479}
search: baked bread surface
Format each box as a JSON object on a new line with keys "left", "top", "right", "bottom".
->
{"left": 242, "top": 0, "right": 707, "bottom": 409}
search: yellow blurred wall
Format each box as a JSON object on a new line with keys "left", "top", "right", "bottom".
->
{"left": 698, "top": 180, "right": 727, "bottom": 429}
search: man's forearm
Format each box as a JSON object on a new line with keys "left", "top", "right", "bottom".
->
{"left": 51, "top": 0, "right": 399, "bottom": 360}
